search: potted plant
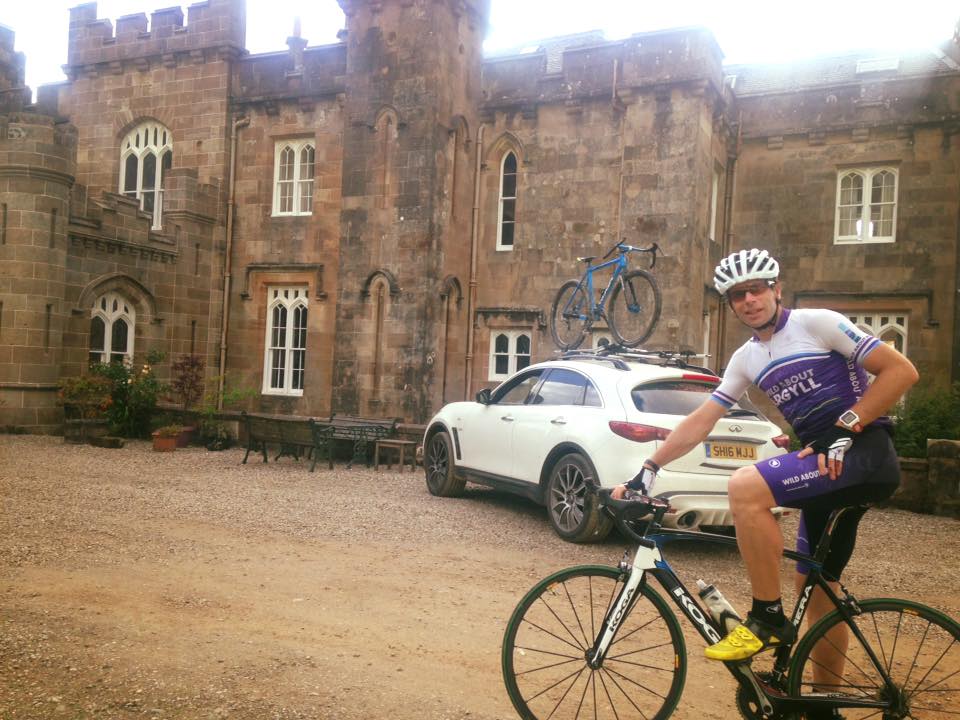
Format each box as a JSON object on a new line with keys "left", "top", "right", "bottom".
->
{"left": 170, "top": 355, "right": 205, "bottom": 446}
{"left": 152, "top": 424, "right": 182, "bottom": 452}
{"left": 58, "top": 374, "right": 113, "bottom": 443}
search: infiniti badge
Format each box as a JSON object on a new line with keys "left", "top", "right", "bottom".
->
{"left": 727, "top": 425, "right": 743, "bottom": 433}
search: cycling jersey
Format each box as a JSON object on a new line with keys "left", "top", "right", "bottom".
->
{"left": 710, "top": 308, "right": 888, "bottom": 443}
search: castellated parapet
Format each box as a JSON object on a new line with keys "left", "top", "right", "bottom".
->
{"left": 65, "top": 0, "right": 246, "bottom": 78}
{"left": 0, "top": 25, "right": 31, "bottom": 111}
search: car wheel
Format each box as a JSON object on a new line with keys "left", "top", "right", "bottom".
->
{"left": 546, "top": 453, "right": 612, "bottom": 543}
{"left": 424, "top": 430, "right": 465, "bottom": 497}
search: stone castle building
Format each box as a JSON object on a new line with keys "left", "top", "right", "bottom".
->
{"left": 1, "top": 0, "right": 958, "bottom": 432}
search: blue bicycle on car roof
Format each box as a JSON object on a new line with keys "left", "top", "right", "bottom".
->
{"left": 550, "top": 240, "right": 662, "bottom": 351}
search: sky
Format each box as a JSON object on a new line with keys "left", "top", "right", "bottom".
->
{"left": 3, "top": 0, "right": 958, "bottom": 96}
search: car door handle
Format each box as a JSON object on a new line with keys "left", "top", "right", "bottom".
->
{"left": 501, "top": 415, "right": 515, "bottom": 422}
{"left": 551, "top": 417, "right": 567, "bottom": 425}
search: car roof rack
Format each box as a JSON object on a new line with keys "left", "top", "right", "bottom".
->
{"left": 557, "top": 343, "right": 718, "bottom": 376}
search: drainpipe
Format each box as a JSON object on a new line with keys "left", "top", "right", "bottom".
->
{"left": 716, "top": 111, "right": 741, "bottom": 370}
{"left": 217, "top": 114, "right": 250, "bottom": 409}
{"left": 464, "top": 123, "right": 485, "bottom": 400}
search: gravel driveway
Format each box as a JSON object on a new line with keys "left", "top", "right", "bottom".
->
{"left": 1, "top": 435, "right": 958, "bottom": 719}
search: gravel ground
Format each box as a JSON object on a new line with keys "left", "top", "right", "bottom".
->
{"left": 1, "top": 435, "right": 958, "bottom": 719}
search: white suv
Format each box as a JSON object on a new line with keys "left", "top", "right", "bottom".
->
{"left": 422, "top": 350, "right": 789, "bottom": 542}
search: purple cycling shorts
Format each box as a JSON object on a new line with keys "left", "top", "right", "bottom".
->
{"left": 755, "top": 426, "right": 899, "bottom": 509}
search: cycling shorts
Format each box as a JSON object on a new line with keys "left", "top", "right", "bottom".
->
{"left": 756, "top": 425, "right": 900, "bottom": 580}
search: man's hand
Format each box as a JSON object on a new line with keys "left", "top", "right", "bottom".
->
{"left": 797, "top": 426, "right": 857, "bottom": 480}
{"left": 612, "top": 464, "right": 658, "bottom": 499}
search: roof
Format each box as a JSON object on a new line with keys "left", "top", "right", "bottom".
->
{"left": 726, "top": 47, "right": 960, "bottom": 96}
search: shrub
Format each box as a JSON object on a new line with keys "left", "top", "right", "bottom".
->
{"left": 170, "top": 355, "right": 205, "bottom": 410}
{"left": 153, "top": 424, "right": 184, "bottom": 438}
{"left": 90, "top": 350, "right": 167, "bottom": 438}
{"left": 58, "top": 374, "right": 113, "bottom": 420}
{"left": 892, "top": 382, "right": 960, "bottom": 458}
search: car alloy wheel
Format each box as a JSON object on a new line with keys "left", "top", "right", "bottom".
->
{"left": 546, "top": 453, "right": 612, "bottom": 543}
{"left": 424, "top": 430, "right": 465, "bottom": 497}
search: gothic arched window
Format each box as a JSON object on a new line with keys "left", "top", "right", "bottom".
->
{"left": 497, "top": 151, "right": 518, "bottom": 250}
{"left": 119, "top": 121, "right": 172, "bottom": 229}
{"left": 89, "top": 291, "right": 135, "bottom": 364}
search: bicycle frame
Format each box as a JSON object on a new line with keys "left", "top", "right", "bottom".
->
{"left": 568, "top": 251, "right": 631, "bottom": 323}
{"left": 588, "top": 517, "right": 901, "bottom": 717}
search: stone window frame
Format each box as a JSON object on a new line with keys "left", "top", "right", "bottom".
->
{"left": 488, "top": 329, "right": 531, "bottom": 380}
{"left": 272, "top": 139, "right": 316, "bottom": 217}
{"left": 496, "top": 151, "right": 518, "bottom": 251}
{"left": 833, "top": 166, "right": 899, "bottom": 244}
{"left": 119, "top": 121, "right": 172, "bottom": 230}
{"left": 89, "top": 291, "right": 136, "bottom": 365}
{"left": 262, "top": 286, "right": 309, "bottom": 396}
{"left": 846, "top": 311, "right": 908, "bottom": 355}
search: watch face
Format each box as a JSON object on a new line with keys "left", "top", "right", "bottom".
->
{"left": 839, "top": 410, "right": 859, "bottom": 425}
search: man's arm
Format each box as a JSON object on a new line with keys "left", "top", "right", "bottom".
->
{"left": 799, "top": 342, "right": 918, "bottom": 478}
{"left": 613, "top": 399, "right": 727, "bottom": 498}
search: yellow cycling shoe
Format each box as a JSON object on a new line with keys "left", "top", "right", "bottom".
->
{"left": 705, "top": 616, "right": 795, "bottom": 662}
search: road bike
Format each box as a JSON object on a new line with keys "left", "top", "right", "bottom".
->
{"left": 550, "top": 240, "right": 662, "bottom": 351}
{"left": 502, "top": 490, "right": 960, "bottom": 719}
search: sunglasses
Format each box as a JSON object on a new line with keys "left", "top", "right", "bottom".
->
{"left": 727, "top": 282, "right": 775, "bottom": 302}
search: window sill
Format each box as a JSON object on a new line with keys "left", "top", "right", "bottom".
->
{"left": 271, "top": 212, "right": 314, "bottom": 218}
{"left": 495, "top": 246, "right": 515, "bottom": 252}
{"left": 261, "top": 390, "right": 305, "bottom": 397}
{"left": 833, "top": 237, "right": 896, "bottom": 245}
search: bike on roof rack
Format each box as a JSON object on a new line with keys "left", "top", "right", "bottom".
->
{"left": 549, "top": 240, "right": 663, "bottom": 351}
{"left": 557, "top": 343, "right": 718, "bottom": 377}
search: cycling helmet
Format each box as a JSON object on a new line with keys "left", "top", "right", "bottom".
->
{"left": 713, "top": 249, "right": 780, "bottom": 296}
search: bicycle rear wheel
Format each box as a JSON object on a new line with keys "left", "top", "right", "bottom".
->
{"left": 550, "top": 280, "right": 590, "bottom": 350}
{"left": 502, "top": 565, "right": 686, "bottom": 720}
{"left": 787, "top": 598, "right": 960, "bottom": 719}
{"left": 608, "top": 270, "right": 662, "bottom": 347}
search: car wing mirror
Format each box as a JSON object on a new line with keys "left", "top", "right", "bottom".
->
{"left": 476, "top": 388, "right": 492, "bottom": 405}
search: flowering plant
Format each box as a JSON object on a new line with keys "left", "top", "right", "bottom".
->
{"left": 90, "top": 350, "right": 167, "bottom": 438}
{"left": 57, "top": 375, "right": 113, "bottom": 420}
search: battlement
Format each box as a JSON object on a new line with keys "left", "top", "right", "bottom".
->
{"left": 66, "top": 0, "right": 246, "bottom": 74}
{"left": 0, "top": 112, "right": 78, "bottom": 180}
{"left": 0, "top": 25, "right": 31, "bottom": 112}
{"left": 481, "top": 26, "right": 724, "bottom": 111}
{"left": 234, "top": 43, "right": 347, "bottom": 106}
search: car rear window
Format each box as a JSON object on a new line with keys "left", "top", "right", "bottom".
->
{"left": 631, "top": 380, "right": 763, "bottom": 418}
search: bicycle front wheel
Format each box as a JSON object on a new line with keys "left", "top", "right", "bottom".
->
{"left": 608, "top": 270, "right": 662, "bottom": 347}
{"left": 550, "top": 280, "right": 590, "bottom": 350}
{"left": 787, "top": 598, "right": 960, "bottom": 719}
{"left": 502, "top": 565, "right": 686, "bottom": 720}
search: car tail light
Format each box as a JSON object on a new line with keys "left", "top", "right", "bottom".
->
{"left": 772, "top": 434, "right": 791, "bottom": 449}
{"left": 609, "top": 421, "right": 670, "bottom": 443}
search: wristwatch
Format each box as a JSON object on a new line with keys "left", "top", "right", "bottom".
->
{"left": 837, "top": 409, "right": 863, "bottom": 433}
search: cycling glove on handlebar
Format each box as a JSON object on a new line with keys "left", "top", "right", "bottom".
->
{"left": 625, "top": 462, "right": 658, "bottom": 494}
{"left": 806, "top": 426, "right": 857, "bottom": 466}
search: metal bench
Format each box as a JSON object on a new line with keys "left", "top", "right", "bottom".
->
{"left": 241, "top": 413, "right": 335, "bottom": 472}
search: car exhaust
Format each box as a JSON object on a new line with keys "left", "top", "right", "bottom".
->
{"left": 677, "top": 511, "right": 699, "bottom": 528}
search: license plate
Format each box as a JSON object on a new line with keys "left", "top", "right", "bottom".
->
{"left": 704, "top": 442, "right": 757, "bottom": 461}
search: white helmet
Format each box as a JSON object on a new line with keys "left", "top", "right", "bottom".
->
{"left": 714, "top": 249, "right": 780, "bottom": 296}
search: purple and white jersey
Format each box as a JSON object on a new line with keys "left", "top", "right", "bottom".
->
{"left": 710, "top": 308, "right": 885, "bottom": 443}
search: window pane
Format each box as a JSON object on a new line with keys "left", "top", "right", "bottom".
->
{"left": 293, "top": 306, "right": 308, "bottom": 349}
{"left": 501, "top": 198, "right": 516, "bottom": 223}
{"left": 495, "top": 354, "right": 509, "bottom": 375}
{"left": 500, "top": 221, "right": 515, "bottom": 246}
{"left": 142, "top": 153, "right": 156, "bottom": 190}
{"left": 839, "top": 174, "right": 863, "bottom": 205}
{"left": 516, "top": 334, "right": 530, "bottom": 354}
{"left": 584, "top": 382, "right": 602, "bottom": 407}
{"left": 494, "top": 371, "right": 542, "bottom": 405}
{"left": 503, "top": 152, "right": 517, "bottom": 174}
{"left": 292, "top": 349, "right": 305, "bottom": 390}
{"left": 160, "top": 150, "right": 172, "bottom": 183}
{"left": 111, "top": 318, "right": 128, "bottom": 354}
{"left": 839, "top": 206, "right": 859, "bottom": 237}
{"left": 89, "top": 316, "right": 105, "bottom": 352}
{"left": 279, "top": 147, "right": 295, "bottom": 182}
{"left": 495, "top": 333, "right": 509, "bottom": 353}
{"left": 300, "top": 180, "right": 314, "bottom": 213}
{"left": 271, "top": 349, "right": 285, "bottom": 389}
{"left": 272, "top": 306, "right": 287, "bottom": 348}
{"left": 300, "top": 146, "right": 315, "bottom": 180}
{"left": 872, "top": 171, "right": 895, "bottom": 203}
{"left": 534, "top": 369, "right": 587, "bottom": 406}
{"left": 502, "top": 172, "right": 517, "bottom": 198}
{"left": 124, "top": 155, "right": 138, "bottom": 193}
{"left": 278, "top": 181, "right": 293, "bottom": 213}
{"left": 142, "top": 190, "right": 155, "bottom": 214}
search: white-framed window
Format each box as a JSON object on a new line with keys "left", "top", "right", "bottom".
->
{"left": 89, "top": 292, "right": 135, "bottom": 364}
{"left": 489, "top": 331, "right": 531, "bottom": 380}
{"left": 119, "top": 121, "right": 172, "bottom": 229}
{"left": 272, "top": 139, "right": 315, "bottom": 216}
{"left": 834, "top": 167, "right": 898, "bottom": 244}
{"left": 496, "top": 151, "right": 518, "bottom": 250}
{"left": 847, "top": 312, "right": 908, "bottom": 355}
{"left": 263, "top": 287, "right": 308, "bottom": 395}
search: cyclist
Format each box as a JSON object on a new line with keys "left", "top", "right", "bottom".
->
{"left": 612, "top": 249, "right": 918, "bottom": 676}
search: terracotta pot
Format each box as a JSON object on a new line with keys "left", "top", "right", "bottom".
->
{"left": 175, "top": 426, "right": 196, "bottom": 448}
{"left": 152, "top": 432, "right": 178, "bottom": 452}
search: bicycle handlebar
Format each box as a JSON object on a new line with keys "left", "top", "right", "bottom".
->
{"left": 601, "top": 240, "right": 661, "bottom": 269}
{"left": 597, "top": 487, "right": 671, "bottom": 544}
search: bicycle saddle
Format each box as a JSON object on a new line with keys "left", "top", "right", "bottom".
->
{"left": 577, "top": 256, "right": 596, "bottom": 264}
